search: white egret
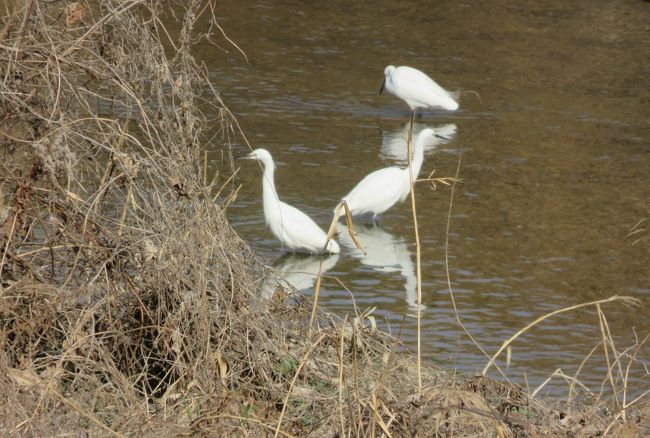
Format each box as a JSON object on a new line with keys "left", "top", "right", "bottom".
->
{"left": 334, "top": 128, "right": 440, "bottom": 220}
{"left": 380, "top": 65, "right": 459, "bottom": 113}
{"left": 240, "top": 149, "right": 340, "bottom": 254}
{"left": 380, "top": 65, "right": 458, "bottom": 151}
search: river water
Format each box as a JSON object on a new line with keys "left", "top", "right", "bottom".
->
{"left": 201, "top": 0, "right": 650, "bottom": 396}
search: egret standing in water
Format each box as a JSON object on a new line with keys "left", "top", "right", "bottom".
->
{"left": 380, "top": 65, "right": 459, "bottom": 148}
{"left": 380, "top": 65, "right": 459, "bottom": 114}
{"left": 334, "top": 128, "right": 441, "bottom": 220}
{"left": 239, "top": 149, "right": 340, "bottom": 254}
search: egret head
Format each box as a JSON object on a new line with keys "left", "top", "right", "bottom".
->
{"left": 380, "top": 65, "right": 395, "bottom": 95}
{"left": 414, "top": 128, "right": 434, "bottom": 147}
{"left": 238, "top": 148, "right": 275, "bottom": 168}
{"left": 421, "top": 128, "right": 435, "bottom": 137}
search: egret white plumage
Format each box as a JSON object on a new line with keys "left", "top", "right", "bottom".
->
{"left": 380, "top": 65, "right": 458, "bottom": 167}
{"left": 334, "top": 128, "right": 439, "bottom": 220}
{"left": 380, "top": 65, "right": 459, "bottom": 113}
{"left": 239, "top": 149, "right": 340, "bottom": 254}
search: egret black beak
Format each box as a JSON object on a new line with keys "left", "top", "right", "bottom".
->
{"left": 235, "top": 152, "right": 254, "bottom": 160}
{"left": 435, "top": 134, "right": 450, "bottom": 140}
{"left": 379, "top": 80, "right": 385, "bottom": 95}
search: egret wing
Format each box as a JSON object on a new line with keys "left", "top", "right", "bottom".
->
{"left": 394, "top": 66, "right": 458, "bottom": 110}
{"left": 274, "top": 201, "right": 335, "bottom": 253}
{"left": 342, "top": 167, "right": 405, "bottom": 216}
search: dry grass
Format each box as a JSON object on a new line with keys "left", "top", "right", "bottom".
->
{"left": 0, "top": 1, "right": 648, "bottom": 436}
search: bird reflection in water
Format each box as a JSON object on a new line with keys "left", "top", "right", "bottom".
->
{"left": 381, "top": 122, "right": 457, "bottom": 165}
{"left": 336, "top": 223, "right": 424, "bottom": 315}
{"left": 261, "top": 253, "right": 340, "bottom": 299}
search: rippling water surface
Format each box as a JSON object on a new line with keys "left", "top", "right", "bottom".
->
{"left": 196, "top": 0, "right": 650, "bottom": 396}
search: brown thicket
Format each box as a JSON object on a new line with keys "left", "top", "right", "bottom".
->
{"left": 0, "top": 1, "right": 647, "bottom": 436}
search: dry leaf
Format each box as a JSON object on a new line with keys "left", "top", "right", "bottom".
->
{"left": 7, "top": 368, "right": 41, "bottom": 389}
{"left": 141, "top": 239, "right": 158, "bottom": 263}
{"left": 66, "top": 3, "right": 87, "bottom": 27}
{"left": 215, "top": 353, "right": 228, "bottom": 383}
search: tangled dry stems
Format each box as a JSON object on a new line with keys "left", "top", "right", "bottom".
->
{"left": 0, "top": 1, "right": 648, "bottom": 436}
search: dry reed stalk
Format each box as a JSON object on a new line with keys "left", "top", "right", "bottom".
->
{"left": 341, "top": 201, "right": 366, "bottom": 255}
{"left": 622, "top": 332, "right": 650, "bottom": 415}
{"left": 351, "top": 321, "right": 363, "bottom": 435}
{"left": 370, "top": 392, "right": 394, "bottom": 437}
{"left": 597, "top": 304, "right": 624, "bottom": 417}
{"left": 482, "top": 295, "right": 640, "bottom": 376}
{"left": 337, "top": 316, "right": 347, "bottom": 436}
{"left": 306, "top": 205, "right": 348, "bottom": 335}
{"left": 405, "top": 113, "right": 423, "bottom": 393}
{"left": 565, "top": 342, "right": 601, "bottom": 404}
{"left": 310, "top": 201, "right": 364, "bottom": 335}
{"left": 433, "top": 151, "right": 523, "bottom": 412}
{"left": 442, "top": 149, "right": 505, "bottom": 377}
{"left": 309, "top": 258, "right": 326, "bottom": 336}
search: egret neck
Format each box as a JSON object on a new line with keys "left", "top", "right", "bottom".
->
{"left": 409, "top": 130, "right": 427, "bottom": 182}
{"left": 259, "top": 154, "right": 281, "bottom": 227}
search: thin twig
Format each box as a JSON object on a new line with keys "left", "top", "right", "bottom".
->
{"left": 405, "top": 110, "right": 422, "bottom": 393}
{"left": 482, "top": 296, "right": 640, "bottom": 376}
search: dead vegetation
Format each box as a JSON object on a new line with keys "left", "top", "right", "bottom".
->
{"left": 0, "top": 1, "right": 648, "bottom": 436}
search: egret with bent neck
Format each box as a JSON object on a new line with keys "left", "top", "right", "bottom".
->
{"left": 380, "top": 65, "right": 459, "bottom": 113}
{"left": 380, "top": 65, "right": 459, "bottom": 150}
{"left": 335, "top": 128, "right": 440, "bottom": 220}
